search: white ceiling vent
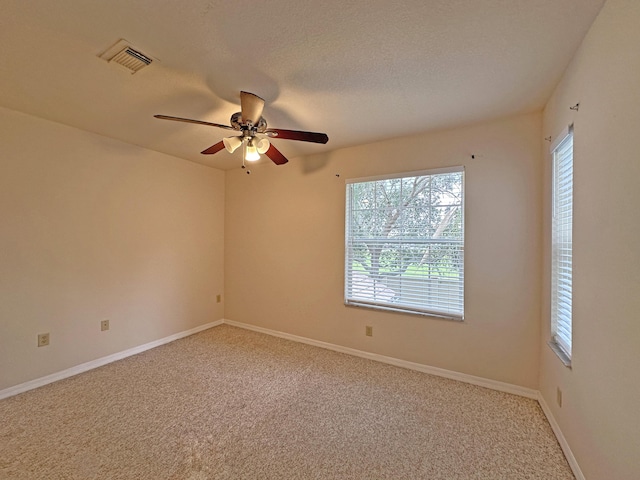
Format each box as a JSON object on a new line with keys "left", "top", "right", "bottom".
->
{"left": 99, "top": 39, "right": 155, "bottom": 74}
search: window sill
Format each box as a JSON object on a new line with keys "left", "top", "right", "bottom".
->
{"left": 345, "top": 300, "right": 464, "bottom": 322}
{"left": 548, "top": 340, "right": 572, "bottom": 369}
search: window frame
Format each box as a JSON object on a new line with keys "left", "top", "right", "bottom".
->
{"left": 550, "top": 125, "right": 574, "bottom": 365}
{"left": 344, "top": 167, "right": 465, "bottom": 320}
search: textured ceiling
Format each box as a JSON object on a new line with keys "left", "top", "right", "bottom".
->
{"left": 0, "top": 0, "right": 605, "bottom": 170}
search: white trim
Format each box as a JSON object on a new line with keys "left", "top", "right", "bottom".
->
{"left": 345, "top": 165, "right": 464, "bottom": 184}
{"left": 0, "top": 319, "right": 223, "bottom": 400}
{"left": 537, "top": 392, "right": 585, "bottom": 480}
{"left": 549, "top": 123, "right": 574, "bottom": 153}
{"left": 225, "top": 319, "right": 586, "bottom": 476}
{"left": 1, "top": 317, "right": 582, "bottom": 480}
{"left": 222, "top": 319, "right": 537, "bottom": 399}
{"left": 345, "top": 299, "right": 463, "bottom": 321}
{"left": 547, "top": 340, "right": 572, "bottom": 368}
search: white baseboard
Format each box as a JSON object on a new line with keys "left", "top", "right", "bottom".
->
{"left": 224, "top": 319, "right": 587, "bottom": 478}
{"left": 222, "top": 319, "right": 539, "bottom": 399}
{"left": 1, "top": 317, "right": 582, "bottom": 480}
{"left": 537, "top": 393, "right": 585, "bottom": 480}
{"left": 0, "top": 319, "right": 223, "bottom": 400}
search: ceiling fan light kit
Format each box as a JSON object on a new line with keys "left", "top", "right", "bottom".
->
{"left": 244, "top": 139, "right": 261, "bottom": 162}
{"left": 256, "top": 138, "right": 270, "bottom": 154}
{"left": 223, "top": 136, "right": 243, "bottom": 154}
{"left": 154, "top": 91, "right": 328, "bottom": 166}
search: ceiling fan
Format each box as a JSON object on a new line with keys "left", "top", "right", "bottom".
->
{"left": 154, "top": 91, "right": 329, "bottom": 166}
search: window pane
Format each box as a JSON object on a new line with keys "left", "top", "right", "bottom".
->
{"left": 551, "top": 132, "right": 573, "bottom": 358}
{"left": 345, "top": 169, "right": 464, "bottom": 319}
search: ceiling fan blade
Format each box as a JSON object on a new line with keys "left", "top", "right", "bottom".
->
{"left": 154, "top": 115, "right": 235, "bottom": 131}
{"left": 240, "top": 91, "right": 265, "bottom": 125}
{"left": 264, "top": 144, "right": 289, "bottom": 165}
{"left": 201, "top": 141, "right": 226, "bottom": 155}
{"left": 265, "top": 128, "right": 328, "bottom": 144}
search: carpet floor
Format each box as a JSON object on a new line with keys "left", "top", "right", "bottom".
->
{"left": 0, "top": 325, "right": 574, "bottom": 479}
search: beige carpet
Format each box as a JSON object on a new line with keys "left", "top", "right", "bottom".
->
{"left": 0, "top": 325, "right": 573, "bottom": 479}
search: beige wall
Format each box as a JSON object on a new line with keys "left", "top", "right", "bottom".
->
{"left": 540, "top": 0, "right": 640, "bottom": 478}
{"left": 225, "top": 112, "right": 542, "bottom": 389}
{"left": 0, "top": 106, "right": 225, "bottom": 391}
{"left": 4, "top": 2, "right": 637, "bottom": 474}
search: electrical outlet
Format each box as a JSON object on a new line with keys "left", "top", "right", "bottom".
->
{"left": 365, "top": 326, "right": 373, "bottom": 337}
{"left": 37, "top": 333, "right": 50, "bottom": 347}
{"left": 101, "top": 320, "right": 110, "bottom": 331}
{"left": 216, "top": 294, "right": 221, "bottom": 303}
{"left": 557, "top": 387, "right": 563, "bottom": 407}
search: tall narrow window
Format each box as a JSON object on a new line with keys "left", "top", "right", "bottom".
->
{"left": 551, "top": 127, "right": 573, "bottom": 361}
{"left": 345, "top": 167, "right": 464, "bottom": 320}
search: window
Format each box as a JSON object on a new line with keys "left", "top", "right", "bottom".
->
{"left": 345, "top": 167, "right": 464, "bottom": 319}
{"left": 551, "top": 127, "right": 573, "bottom": 361}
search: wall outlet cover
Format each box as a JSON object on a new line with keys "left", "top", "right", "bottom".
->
{"left": 37, "top": 333, "right": 50, "bottom": 347}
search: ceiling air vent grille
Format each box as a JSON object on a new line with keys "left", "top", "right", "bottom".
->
{"left": 99, "top": 39, "right": 155, "bottom": 74}
{"left": 110, "top": 47, "right": 152, "bottom": 73}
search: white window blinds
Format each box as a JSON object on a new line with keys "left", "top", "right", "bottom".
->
{"left": 551, "top": 129, "right": 573, "bottom": 357}
{"left": 345, "top": 168, "right": 464, "bottom": 320}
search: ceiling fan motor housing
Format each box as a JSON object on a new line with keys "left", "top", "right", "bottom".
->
{"left": 230, "top": 112, "right": 268, "bottom": 133}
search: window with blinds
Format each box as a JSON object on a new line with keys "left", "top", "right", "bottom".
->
{"left": 345, "top": 167, "right": 464, "bottom": 320}
{"left": 551, "top": 128, "right": 573, "bottom": 359}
